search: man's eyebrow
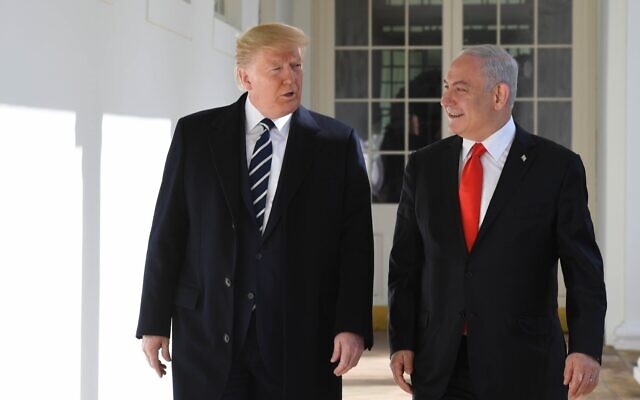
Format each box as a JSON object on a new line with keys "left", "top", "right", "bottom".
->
{"left": 443, "top": 79, "right": 470, "bottom": 87}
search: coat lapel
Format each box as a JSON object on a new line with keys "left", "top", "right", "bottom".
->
{"left": 208, "top": 94, "right": 248, "bottom": 225}
{"left": 443, "top": 136, "right": 470, "bottom": 256}
{"left": 474, "top": 125, "right": 536, "bottom": 248}
{"left": 262, "top": 106, "right": 317, "bottom": 240}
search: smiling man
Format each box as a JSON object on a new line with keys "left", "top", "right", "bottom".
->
{"left": 136, "top": 23, "right": 374, "bottom": 400}
{"left": 388, "top": 45, "right": 606, "bottom": 400}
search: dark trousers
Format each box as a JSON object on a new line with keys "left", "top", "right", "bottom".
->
{"left": 441, "top": 337, "right": 477, "bottom": 400}
{"left": 221, "top": 314, "right": 283, "bottom": 400}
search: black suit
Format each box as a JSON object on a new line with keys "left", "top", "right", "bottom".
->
{"left": 388, "top": 125, "right": 606, "bottom": 400}
{"left": 136, "top": 94, "right": 374, "bottom": 400}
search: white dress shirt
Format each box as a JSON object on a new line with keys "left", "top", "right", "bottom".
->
{"left": 245, "top": 97, "right": 292, "bottom": 232}
{"left": 459, "top": 116, "right": 516, "bottom": 227}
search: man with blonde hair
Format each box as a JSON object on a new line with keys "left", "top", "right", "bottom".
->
{"left": 136, "top": 23, "right": 374, "bottom": 400}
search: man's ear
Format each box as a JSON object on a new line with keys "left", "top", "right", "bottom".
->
{"left": 493, "top": 82, "right": 510, "bottom": 110}
{"left": 238, "top": 68, "right": 252, "bottom": 91}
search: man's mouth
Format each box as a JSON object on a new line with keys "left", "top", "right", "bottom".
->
{"left": 282, "top": 91, "right": 296, "bottom": 99}
{"left": 446, "top": 110, "right": 464, "bottom": 119}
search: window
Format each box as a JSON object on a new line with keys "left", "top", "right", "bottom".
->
{"left": 214, "top": 0, "right": 242, "bottom": 30}
{"left": 335, "top": 0, "right": 445, "bottom": 203}
{"left": 333, "top": 0, "right": 580, "bottom": 204}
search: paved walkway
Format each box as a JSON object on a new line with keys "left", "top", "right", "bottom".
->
{"left": 343, "top": 332, "right": 640, "bottom": 399}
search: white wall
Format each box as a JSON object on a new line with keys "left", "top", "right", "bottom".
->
{"left": 0, "top": 0, "right": 261, "bottom": 398}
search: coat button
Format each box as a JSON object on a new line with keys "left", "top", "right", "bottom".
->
{"left": 223, "top": 333, "right": 230, "bottom": 343}
{"left": 224, "top": 278, "right": 232, "bottom": 287}
{"left": 247, "top": 292, "right": 254, "bottom": 300}
{"left": 459, "top": 311, "right": 466, "bottom": 319}
{"left": 255, "top": 253, "right": 262, "bottom": 260}
{"left": 231, "top": 222, "right": 236, "bottom": 230}
{"left": 465, "top": 271, "right": 473, "bottom": 278}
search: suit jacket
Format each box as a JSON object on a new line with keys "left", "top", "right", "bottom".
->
{"left": 388, "top": 125, "right": 606, "bottom": 400}
{"left": 136, "top": 93, "right": 374, "bottom": 400}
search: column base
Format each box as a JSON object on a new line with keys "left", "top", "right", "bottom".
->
{"left": 614, "top": 321, "right": 640, "bottom": 350}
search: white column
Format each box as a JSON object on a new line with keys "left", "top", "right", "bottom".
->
{"left": 602, "top": 0, "right": 640, "bottom": 358}
{"left": 613, "top": 0, "right": 640, "bottom": 354}
{"left": 599, "top": 0, "right": 627, "bottom": 347}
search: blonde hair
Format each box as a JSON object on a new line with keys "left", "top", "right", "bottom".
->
{"left": 235, "top": 23, "right": 309, "bottom": 89}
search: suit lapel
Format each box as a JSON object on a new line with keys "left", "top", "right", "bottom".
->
{"left": 443, "top": 136, "right": 470, "bottom": 256}
{"left": 208, "top": 94, "right": 248, "bottom": 224}
{"left": 474, "top": 126, "right": 536, "bottom": 248}
{"left": 262, "top": 106, "right": 317, "bottom": 240}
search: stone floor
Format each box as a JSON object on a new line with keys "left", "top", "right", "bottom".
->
{"left": 343, "top": 332, "right": 640, "bottom": 399}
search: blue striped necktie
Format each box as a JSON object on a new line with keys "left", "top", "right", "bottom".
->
{"left": 249, "top": 118, "right": 275, "bottom": 233}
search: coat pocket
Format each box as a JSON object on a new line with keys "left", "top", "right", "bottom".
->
{"left": 174, "top": 285, "right": 200, "bottom": 310}
{"left": 517, "top": 315, "right": 551, "bottom": 336}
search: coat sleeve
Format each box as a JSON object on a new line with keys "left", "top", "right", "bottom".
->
{"left": 333, "top": 129, "right": 375, "bottom": 349}
{"left": 557, "top": 153, "right": 606, "bottom": 362}
{"left": 387, "top": 153, "right": 424, "bottom": 355}
{"left": 136, "top": 119, "right": 189, "bottom": 339}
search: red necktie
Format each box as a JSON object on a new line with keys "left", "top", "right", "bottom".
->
{"left": 459, "top": 143, "right": 487, "bottom": 252}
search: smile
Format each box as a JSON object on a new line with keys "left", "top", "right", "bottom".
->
{"left": 447, "top": 111, "right": 464, "bottom": 118}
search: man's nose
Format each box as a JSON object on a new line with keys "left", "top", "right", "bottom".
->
{"left": 440, "top": 91, "right": 452, "bottom": 107}
{"left": 283, "top": 66, "right": 295, "bottom": 83}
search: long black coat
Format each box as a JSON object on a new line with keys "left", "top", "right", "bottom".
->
{"left": 136, "top": 94, "right": 374, "bottom": 400}
{"left": 388, "top": 126, "right": 606, "bottom": 400}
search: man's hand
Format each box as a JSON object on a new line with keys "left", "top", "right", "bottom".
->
{"left": 563, "top": 352, "right": 600, "bottom": 399}
{"left": 330, "top": 332, "right": 365, "bottom": 376}
{"left": 142, "top": 335, "right": 171, "bottom": 378}
{"left": 390, "top": 350, "right": 414, "bottom": 394}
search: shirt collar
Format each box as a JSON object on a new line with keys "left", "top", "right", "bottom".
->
{"left": 461, "top": 116, "right": 516, "bottom": 161}
{"left": 245, "top": 96, "right": 292, "bottom": 137}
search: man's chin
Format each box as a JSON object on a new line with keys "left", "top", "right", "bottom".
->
{"left": 280, "top": 101, "right": 301, "bottom": 114}
{"left": 447, "top": 121, "right": 460, "bottom": 132}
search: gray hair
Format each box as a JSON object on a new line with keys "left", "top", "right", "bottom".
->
{"left": 460, "top": 45, "right": 519, "bottom": 108}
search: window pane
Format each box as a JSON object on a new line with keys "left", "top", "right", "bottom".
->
{"left": 512, "top": 101, "right": 533, "bottom": 132}
{"left": 336, "top": 50, "right": 368, "bottom": 98}
{"left": 463, "top": 0, "right": 497, "bottom": 45}
{"left": 538, "top": 0, "right": 572, "bottom": 44}
{"left": 409, "top": 102, "right": 441, "bottom": 149}
{"left": 373, "top": 50, "right": 406, "bottom": 99}
{"left": 500, "top": 0, "right": 534, "bottom": 44}
{"left": 372, "top": 154, "right": 405, "bottom": 203}
{"left": 408, "top": 50, "right": 442, "bottom": 98}
{"left": 373, "top": 0, "right": 406, "bottom": 45}
{"left": 336, "top": 0, "right": 368, "bottom": 46}
{"left": 505, "top": 47, "right": 534, "bottom": 98}
{"left": 374, "top": 102, "right": 405, "bottom": 152}
{"left": 409, "top": 1, "right": 443, "bottom": 45}
{"left": 538, "top": 48, "right": 571, "bottom": 97}
{"left": 538, "top": 101, "right": 571, "bottom": 148}
{"left": 335, "top": 102, "right": 369, "bottom": 146}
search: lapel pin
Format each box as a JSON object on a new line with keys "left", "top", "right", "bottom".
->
{"left": 521, "top": 154, "right": 527, "bottom": 162}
